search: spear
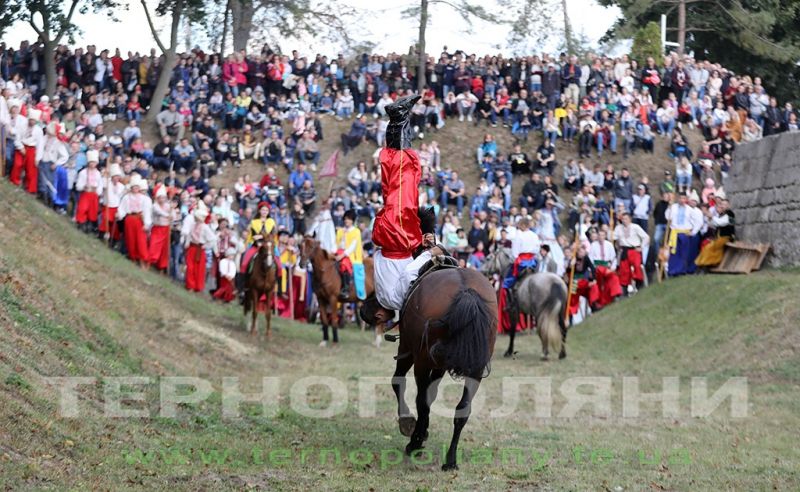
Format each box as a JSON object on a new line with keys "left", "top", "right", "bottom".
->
{"left": 563, "top": 223, "right": 580, "bottom": 325}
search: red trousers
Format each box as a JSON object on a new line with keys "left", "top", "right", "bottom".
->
{"left": 185, "top": 243, "right": 207, "bottom": 292}
{"left": 336, "top": 249, "right": 353, "bottom": 274}
{"left": 99, "top": 206, "right": 120, "bottom": 240}
{"left": 595, "top": 266, "right": 622, "bottom": 307}
{"left": 618, "top": 249, "right": 644, "bottom": 287}
{"left": 148, "top": 225, "right": 170, "bottom": 270}
{"left": 497, "top": 287, "right": 529, "bottom": 333}
{"left": 569, "top": 278, "right": 600, "bottom": 315}
{"left": 75, "top": 192, "right": 100, "bottom": 224}
{"left": 213, "top": 277, "right": 236, "bottom": 302}
{"left": 10, "top": 146, "right": 37, "bottom": 193}
{"left": 124, "top": 214, "right": 148, "bottom": 261}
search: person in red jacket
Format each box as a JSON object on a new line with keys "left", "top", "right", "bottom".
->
{"left": 360, "top": 94, "right": 443, "bottom": 330}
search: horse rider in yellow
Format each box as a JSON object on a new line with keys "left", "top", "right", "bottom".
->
{"left": 335, "top": 210, "right": 363, "bottom": 299}
{"left": 241, "top": 201, "right": 282, "bottom": 290}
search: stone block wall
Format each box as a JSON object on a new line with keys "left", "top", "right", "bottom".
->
{"left": 726, "top": 131, "right": 800, "bottom": 266}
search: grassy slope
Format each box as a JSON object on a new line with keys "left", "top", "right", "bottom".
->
{"left": 1, "top": 180, "right": 799, "bottom": 491}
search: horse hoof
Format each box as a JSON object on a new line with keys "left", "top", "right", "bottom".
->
{"left": 441, "top": 462, "right": 459, "bottom": 471}
{"left": 405, "top": 441, "right": 424, "bottom": 456}
{"left": 559, "top": 350, "right": 567, "bottom": 360}
{"left": 503, "top": 350, "right": 513, "bottom": 358}
{"left": 398, "top": 416, "right": 416, "bottom": 437}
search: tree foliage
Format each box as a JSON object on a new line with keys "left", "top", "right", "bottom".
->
{"left": 5, "top": 0, "right": 122, "bottom": 96}
{"left": 630, "top": 21, "right": 662, "bottom": 63}
{"left": 599, "top": 0, "right": 800, "bottom": 103}
{"left": 225, "top": 0, "right": 357, "bottom": 54}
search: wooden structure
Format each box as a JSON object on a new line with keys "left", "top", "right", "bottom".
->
{"left": 711, "top": 241, "right": 771, "bottom": 274}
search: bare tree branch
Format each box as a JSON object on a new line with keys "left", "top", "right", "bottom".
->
{"left": 141, "top": 0, "right": 168, "bottom": 53}
{"left": 54, "top": 0, "right": 81, "bottom": 43}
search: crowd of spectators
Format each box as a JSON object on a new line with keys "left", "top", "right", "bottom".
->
{"left": 1, "top": 38, "right": 796, "bottom": 325}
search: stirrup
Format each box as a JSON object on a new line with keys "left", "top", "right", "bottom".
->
{"left": 383, "top": 332, "right": 399, "bottom": 342}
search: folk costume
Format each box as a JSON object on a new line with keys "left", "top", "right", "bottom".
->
{"left": 241, "top": 201, "right": 282, "bottom": 275}
{"left": 613, "top": 221, "right": 650, "bottom": 289}
{"left": 212, "top": 248, "right": 237, "bottom": 302}
{"left": 116, "top": 174, "right": 152, "bottom": 263}
{"left": 100, "top": 164, "right": 125, "bottom": 241}
{"left": 335, "top": 210, "right": 364, "bottom": 299}
{"left": 568, "top": 255, "right": 601, "bottom": 316}
{"left": 181, "top": 205, "right": 218, "bottom": 292}
{"left": 695, "top": 197, "right": 735, "bottom": 268}
{"left": 588, "top": 238, "right": 623, "bottom": 307}
{"left": 39, "top": 122, "right": 69, "bottom": 207}
{"left": 75, "top": 150, "right": 104, "bottom": 229}
{"left": 148, "top": 185, "right": 171, "bottom": 270}
{"left": 498, "top": 224, "right": 540, "bottom": 333}
{"left": 372, "top": 95, "right": 436, "bottom": 312}
{"left": 665, "top": 191, "right": 703, "bottom": 276}
{"left": 10, "top": 109, "right": 44, "bottom": 194}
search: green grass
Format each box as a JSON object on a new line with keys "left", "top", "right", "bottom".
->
{"left": 1, "top": 181, "right": 799, "bottom": 490}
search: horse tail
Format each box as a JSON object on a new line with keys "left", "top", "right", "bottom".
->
{"left": 433, "top": 287, "right": 492, "bottom": 379}
{"left": 538, "top": 278, "right": 567, "bottom": 357}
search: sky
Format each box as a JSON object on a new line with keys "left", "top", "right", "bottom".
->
{"left": 3, "top": 0, "right": 622, "bottom": 57}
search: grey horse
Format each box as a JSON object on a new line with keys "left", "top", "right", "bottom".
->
{"left": 481, "top": 248, "right": 569, "bottom": 359}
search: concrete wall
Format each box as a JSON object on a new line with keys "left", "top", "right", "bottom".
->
{"left": 726, "top": 131, "right": 800, "bottom": 266}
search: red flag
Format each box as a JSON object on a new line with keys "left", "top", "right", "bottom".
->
{"left": 318, "top": 150, "right": 339, "bottom": 178}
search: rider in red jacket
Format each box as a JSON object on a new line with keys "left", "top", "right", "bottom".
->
{"left": 361, "top": 94, "right": 442, "bottom": 331}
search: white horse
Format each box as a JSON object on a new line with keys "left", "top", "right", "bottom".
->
{"left": 481, "top": 248, "right": 569, "bottom": 359}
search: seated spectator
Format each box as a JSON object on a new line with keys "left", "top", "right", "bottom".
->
{"left": 347, "top": 161, "right": 369, "bottom": 196}
{"left": 150, "top": 135, "right": 174, "bottom": 171}
{"left": 288, "top": 162, "right": 312, "bottom": 198}
{"left": 184, "top": 167, "right": 209, "bottom": 197}
{"left": 508, "top": 144, "right": 530, "bottom": 175}
{"left": 595, "top": 121, "right": 617, "bottom": 157}
{"left": 335, "top": 88, "right": 355, "bottom": 119}
{"left": 476, "top": 133, "right": 498, "bottom": 165}
{"left": 340, "top": 114, "right": 367, "bottom": 155}
{"left": 456, "top": 89, "right": 478, "bottom": 122}
{"left": 157, "top": 102, "right": 184, "bottom": 139}
{"left": 533, "top": 138, "right": 557, "bottom": 175}
{"left": 441, "top": 170, "right": 466, "bottom": 216}
{"left": 238, "top": 126, "right": 261, "bottom": 162}
{"left": 475, "top": 92, "right": 497, "bottom": 127}
{"left": 297, "top": 180, "right": 317, "bottom": 214}
{"left": 520, "top": 172, "right": 546, "bottom": 210}
{"left": 563, "top": 159, "right": 582, "bottom": 191}
{"left": 295, "top": 132, "right": 320, "bottom": 170}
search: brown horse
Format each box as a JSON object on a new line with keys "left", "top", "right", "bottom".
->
{"left": 243, "top": 240, "right": 278, "bottom": 339}
{"left": 300, "top": 237, "right": 374, "bottom": 344}
{"left": 391, "top": 267, "right": 497, "bottom": 471}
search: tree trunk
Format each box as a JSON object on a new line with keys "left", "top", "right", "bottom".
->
{"left": 677, "top": 0, "right": 686, "bottom": 55}
{"left": 44, "top": 39, "right": 57, "bottom": 98}
{"left": 220, "top": 0, "right": 230, "bottom": 57}
{"left": 231, "top": 0, "right": 255, "bottom": 53}
{"left": 145, "top": 51, "right": 177, "bottom": 123}
{"left": 561, "top": 0, "right": 574, "bottom": 55}
{"left": 416, "top": 0, "right": 428, "bottom": 94}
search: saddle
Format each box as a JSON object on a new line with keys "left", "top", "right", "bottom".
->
{"left": 384, "top": 253, "right": 460, "bottom": 344}
{"left": 400, "top": 254, "right": 459, "bottom": 319}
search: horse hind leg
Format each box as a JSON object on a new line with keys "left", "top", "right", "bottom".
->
{"left": 442, "top": 376, "right": 481, "bottom": 471}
